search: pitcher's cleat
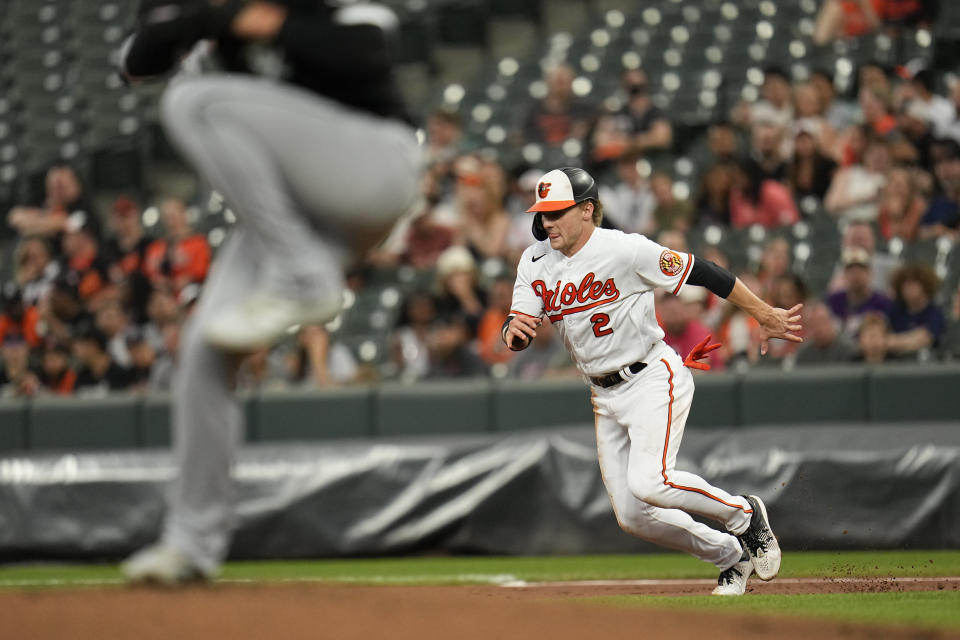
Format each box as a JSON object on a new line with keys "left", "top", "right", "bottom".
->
{"left": 122, "top": 544, "right": 211, "bottom": 586}
{"left": 204, "top": 290, "right": 343, "bottom": 351}
{"left": 738, "top": 495, "right": 781, "bottom": 581}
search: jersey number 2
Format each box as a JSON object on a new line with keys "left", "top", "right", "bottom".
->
{"left": 590, "top": 313, "right": 613, "bottom": 337}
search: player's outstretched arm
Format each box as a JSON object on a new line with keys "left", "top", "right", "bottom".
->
{"left": 726, "top": 279, "right": 803, "bottom": 355}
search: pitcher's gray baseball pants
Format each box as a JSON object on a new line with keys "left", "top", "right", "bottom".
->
{"left": 157, "top": 74, "right": 421, "bottom": 573}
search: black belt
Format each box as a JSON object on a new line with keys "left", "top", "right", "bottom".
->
{"left": 590, "top": 361, "right": 647, "bottom": 388}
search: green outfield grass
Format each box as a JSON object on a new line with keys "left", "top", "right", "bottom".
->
{"left": 0, "top": 550, "right": 958, "bottom": 587}
{"left": 593, "top": 592, "right": 960, "bottom": 632}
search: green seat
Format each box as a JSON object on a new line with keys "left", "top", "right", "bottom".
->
{"left": 376, "top": 380, "right": 492, "bottom": 436}
{"left": 254, "top": 387, "right": 374, "bottom": 441}
{"left": 29, "top": 395, "right": 139, "bottom": 451}
{"left": 688, "top": 372, "right": 739, "bottom": 428}
{"left": 740, "top": 366, "right": 868, "bottom": 425}
{"left": 0, "top": 399, "right": 27, "bottom": 453}
{"left": 869, "top": 364, "right": 960, "bottom": 422}
{"left": 493, "top": 379, "right": 592, "bottom": 431}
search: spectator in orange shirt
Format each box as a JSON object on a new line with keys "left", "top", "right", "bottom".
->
{"left": 143, "top": 198, "right": 211, "bottom": 294}
{"left": 476, "top": 276, "right": 516, "bottom": 366}
{"left": 61, "top": 210, "right": 110, "bottom": 304}
{"left": 0, "top": 283, "right": 41, "bottom": 349}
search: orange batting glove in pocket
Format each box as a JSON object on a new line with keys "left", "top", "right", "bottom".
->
{"left": 684, "top": 334, "right": 721, "bottom": 371}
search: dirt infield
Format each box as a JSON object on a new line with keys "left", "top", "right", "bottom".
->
{"left": 4, "top": 578, "right": 959, "bottom": 640}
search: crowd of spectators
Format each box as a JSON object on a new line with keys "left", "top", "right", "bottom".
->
{"left": 1, "top": 9, "right": 959, "bottom": 397}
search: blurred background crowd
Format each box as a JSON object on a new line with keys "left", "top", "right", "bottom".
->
{"left": 0, "top": 0, "right": 959, "bottom": 398}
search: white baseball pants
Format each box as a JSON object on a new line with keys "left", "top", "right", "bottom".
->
{"left": 157, "top": 74, "right": 421, "bottom": 574}
{"left": 591, "top": 344, "right": 751, "bottom": 570}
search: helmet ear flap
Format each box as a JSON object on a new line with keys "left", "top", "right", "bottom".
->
{"left": 532, "top": 212, "right": 548, "bottom": 241}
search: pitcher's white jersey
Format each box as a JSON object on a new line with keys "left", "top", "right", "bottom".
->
{"left": 510, "top": 227, "right": 693, "bottom": 376}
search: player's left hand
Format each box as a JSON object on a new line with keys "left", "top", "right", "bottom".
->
{"left": 759, "top": 303, "right": 804, "bottom": 356}
{"left": 683, "top": 334, "right": 721, "bottom": 371}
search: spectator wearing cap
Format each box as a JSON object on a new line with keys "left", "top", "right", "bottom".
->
{"left": 37, "top": 339, "right": 76, "bottom": 395}
{"left": 0, "top": 283, "right": 41, "bottom": 349}
{"left": 826, "top": 246, "right": 893, "bottom": 338}
{"left": 6, "top": 163, "right": 100, "bottom": 247}
{"left": 520, "top": 64, "right": 596, "bottom": 148}
{"left": 591, "top": 69, "right": 673, "bottom": 164}
{"left": 886, "top": 263, "right": 946, "bottom": 356}
{"left": 0, "top": 334, "right": 39, "bottom": 398}
{"left": 919, "top": 139, "right": 960, "bottom": 238}
{"left": 827, "top": 221, "right": 901, "bottom": 294}
{"left": 73, "top": 325, "right": 133, "bottom": 394}
{"left": 433, "top": 245, "right": 486, "bottom": 332}
{"left": 104, "top": 196, "right": 152, "bottom": 281}
{"left": 825, "top": 139, "right": 890, "bottom": 223}
{"left": 795, "top": 302, "right": 858, "bottom": 365}
{"left": 61, "top": 209, "right": 110, "bottom": 303}
{"left": 143, "top": 197, "right": 212, "bottom": 295}
{"left": 14, "top": 237, "right": 59, "bottom": 307}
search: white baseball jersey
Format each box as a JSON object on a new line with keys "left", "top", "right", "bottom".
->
{"left": 510, "top": 227, "right": 694, "bottom": 376}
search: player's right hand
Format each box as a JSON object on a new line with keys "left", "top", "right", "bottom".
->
{"left": 504, "top": 314, "right": 541, "bottom": 351}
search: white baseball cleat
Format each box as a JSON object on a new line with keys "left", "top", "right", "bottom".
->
{"left": 738, "top": 495, "right": 781, "bottom": 581}
{"left": 204, "top": 290, "right": 343, "bottom": 351}
{"left": 712, "top": 551, "right": 754, "bottom": 596}
{"left": 122, "top": 543, "right": 211, "bottom": 586}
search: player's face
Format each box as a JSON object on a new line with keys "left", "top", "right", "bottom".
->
{"left": 540, "top": 203, "right": 593, "bottom": 256}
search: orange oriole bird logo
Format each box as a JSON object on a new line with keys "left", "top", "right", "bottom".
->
{"left": 537, "top": 182, "right": 552, "bottom": 198}
{"left": 659, "top": 250, "right": 684, "bottom": 276}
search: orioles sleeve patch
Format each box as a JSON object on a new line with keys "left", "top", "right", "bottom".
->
{"left": 659, "top": 250, "right": 684, "bottom": 276}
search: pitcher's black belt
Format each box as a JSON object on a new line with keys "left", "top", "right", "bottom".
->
{"left": 590, "top": 361, "right": 647, "bottom": 388}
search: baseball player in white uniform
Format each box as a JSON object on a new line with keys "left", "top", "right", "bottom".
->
{"left": 502, "top": 167, "right": 803, "bottom": 595}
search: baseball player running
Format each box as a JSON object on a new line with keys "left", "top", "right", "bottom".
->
{"left": 119, "top": 1, "right": 420, "bottom": 583}
{"left": 503, "top": 167, "right": 802, "bottom": 595}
